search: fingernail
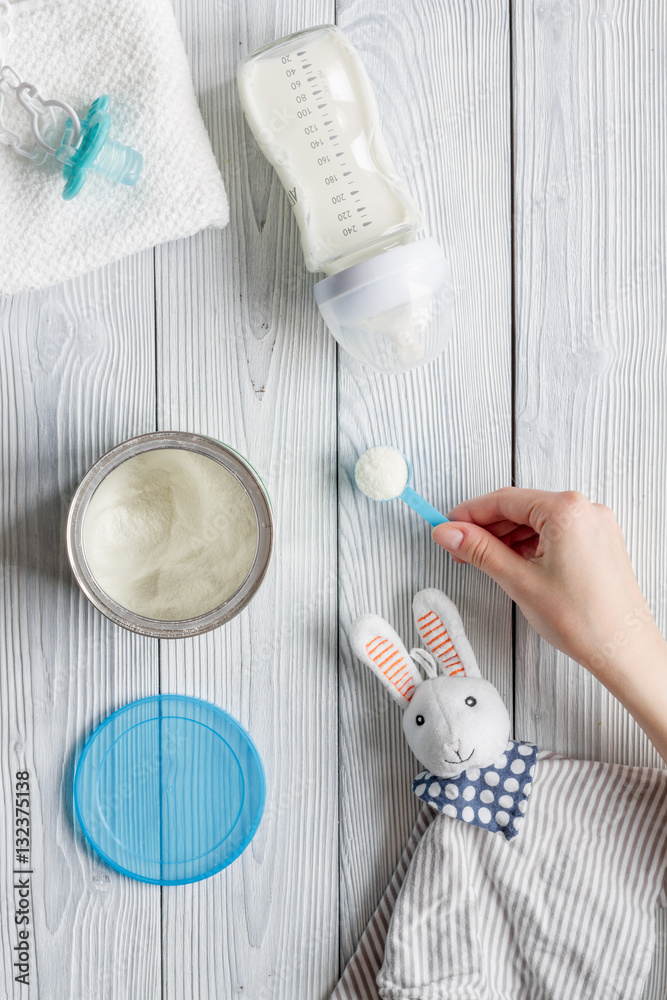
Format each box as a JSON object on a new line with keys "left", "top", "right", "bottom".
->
{"left": 432, "top": 525, "right": 464, "bottom": 551}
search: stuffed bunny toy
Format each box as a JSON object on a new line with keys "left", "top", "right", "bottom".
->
{"left": 352, "top": 589, "right": 511, "bottom": 777}
{"left": 351, "top": 588, "right": 537, "bottom": 840}
{"left": 333, "top": 588, "right": 667, "bottom": 1000}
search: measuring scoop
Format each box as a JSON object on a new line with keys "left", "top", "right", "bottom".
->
{"left": 354, "top": 446, "right": 449, "bottom": 528}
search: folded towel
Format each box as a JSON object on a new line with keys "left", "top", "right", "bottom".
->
{"left": 0, "top": 0, "right": 228, "bottom": 296}
{"left": 332, "top": 753, "right": 667, "bottom": 1000}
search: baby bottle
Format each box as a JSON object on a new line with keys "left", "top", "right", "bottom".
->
{"left": 237, "top": 25, "right": 453, "bottom": 374}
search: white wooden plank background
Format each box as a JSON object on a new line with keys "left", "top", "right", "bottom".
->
{"left": 513, "top": 0, "right": 667, "bottom": 769}
{"left": 156, "top": 1, "right": 339, "bottom": 997}
{"left": 336, "top": 0, "right": 512, "bottom": 964}
{"left": 0, "top": 259, "right": 162, "bottom": 998}
{"left": 0, "top": 1, "right": 665, "bottom": 998}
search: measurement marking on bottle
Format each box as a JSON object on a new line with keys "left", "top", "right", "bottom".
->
{"left": 242, "top": 38, "right": 417, "bottom": 280}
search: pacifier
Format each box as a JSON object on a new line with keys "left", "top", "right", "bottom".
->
{"left": 0, "top": 67, "right": 143, "bottom": 199}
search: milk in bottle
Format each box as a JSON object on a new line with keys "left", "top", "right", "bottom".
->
{"left": 238, "top": 25, "right": 453, "bottom": 373}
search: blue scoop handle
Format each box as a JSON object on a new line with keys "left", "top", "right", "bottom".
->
{"left": 399, "top": 486, "right": 449, "bottom": 527}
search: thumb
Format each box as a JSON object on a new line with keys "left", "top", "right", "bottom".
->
{"left": 432, "top": 521, "right": 531, "bottom": 596}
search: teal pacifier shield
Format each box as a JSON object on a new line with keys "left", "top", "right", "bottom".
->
{"left": 74, "top": 696, "right": 265, "bottom": 884}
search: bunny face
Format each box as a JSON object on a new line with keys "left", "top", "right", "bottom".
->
{"left": 403, "top": 676, "right": 511, "bottom": 778}
{"left": 349, "top": 589, "right": 512, "bottom": 780}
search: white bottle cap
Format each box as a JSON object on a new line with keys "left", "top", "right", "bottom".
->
{"left": 314, "top": 238, "right": 454, "bottom": 374}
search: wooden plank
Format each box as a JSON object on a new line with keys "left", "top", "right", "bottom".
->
{"left": 513, "top": 0, "right": 667, "bottom": 767}
{"left": 0, "top": 255, "right": 161, "bottom": 999}
{"left": 336, "top": 0, "right": 512, "bottom": 967}
{"left": 155, "top": 2, "right": 339, "bottom": 998}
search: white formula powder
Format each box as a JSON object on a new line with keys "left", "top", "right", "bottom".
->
{"left": 355, "top": 446, "right": 410, "bottom": 502}
{"left": 83, "top": 449, "right": 258, "bottom": 621}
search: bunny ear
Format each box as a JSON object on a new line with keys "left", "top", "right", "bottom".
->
{"left": 412, "top": 589, "right": 481, "bottom": 678}
{"left": 349, "top": 614, "right": 423, "bottom": 708}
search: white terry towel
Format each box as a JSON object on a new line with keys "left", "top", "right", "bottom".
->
{"left": 332, "top": 753, "right": 667, "bottom": 1000}
{"left": 0, "top": 0, "right": 228, "bottom": 296}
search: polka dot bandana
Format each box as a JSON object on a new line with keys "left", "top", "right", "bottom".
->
{"left": 413, "top": 740, "right": 539, "bottom": 840}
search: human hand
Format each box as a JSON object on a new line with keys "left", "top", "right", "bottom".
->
{"left": 432, "top": 488, "right": 663, "bottom": 676}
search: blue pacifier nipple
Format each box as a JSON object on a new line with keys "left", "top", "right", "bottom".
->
{"left": 55, "top": 95, "right": 143, "bottom": 200}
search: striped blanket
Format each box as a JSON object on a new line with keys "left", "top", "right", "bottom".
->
{"left": 332, "top": 753, "right": 667, "bottom": 1000}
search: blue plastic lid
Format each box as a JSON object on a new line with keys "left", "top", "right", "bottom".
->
{"left": 74, "top": 696, "right": 265, "bottom": 885}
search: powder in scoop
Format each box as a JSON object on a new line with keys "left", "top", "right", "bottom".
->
{"left": 355, "top": 446, "right": 410, "bottom": 501}
{"left": 83, "top": 449, "right": 258, "bottom": 621}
